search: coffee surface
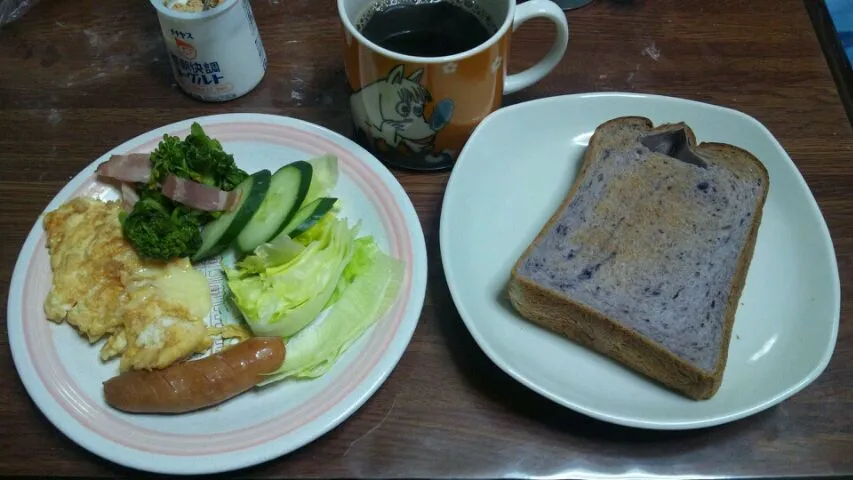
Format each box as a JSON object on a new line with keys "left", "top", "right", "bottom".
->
{"left": 357, "top": 0, "right": 496, "bottom": 57}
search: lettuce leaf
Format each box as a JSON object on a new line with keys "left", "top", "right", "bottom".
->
{"left": 304, "top": 154, "right": 339, "bottom": 206}
{"left": 258, "top": 243, "right": 404, "bottom": 384}
{"left": 224, "top": 151, "right": 405, "bottom": 384}
{"left": 235, "top": 233, "right": 305, "bottom": 275}
{"left": 225, "top": 215, "right": 358, "bottom": 338}
{"left": 328, "top": 235, "right": 379, "bottom": 306}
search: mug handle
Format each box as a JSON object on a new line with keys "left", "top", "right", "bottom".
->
{"left": 504, "top": 0, "right": 570, "bottom": 95}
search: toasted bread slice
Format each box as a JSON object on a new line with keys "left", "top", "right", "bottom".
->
{"left": 508, "top": 116, "right": 770, "bottom": 400}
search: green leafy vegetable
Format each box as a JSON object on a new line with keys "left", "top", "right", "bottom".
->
{"left": 120, "top": 190, "right": 202, "bottom": 261}
{"left": 148, "top": 122, "right": 248, "bottom": 191}
{"left": 258, "top": 239, "right": 403, "bottom": 384}
{"left": 236, "top": 233, "right": 305, "bottom": 275}
{"left": 224, "top": 153, "right": 405, "bottom": 385}
{"left": 303, "top": 154, "right": 339, "bottom": 205}
{"left": 328, "top": 235, "right": 380, "bottom": 306}
{"left": 123, "top": 122, "right": 248, "bottom": 260}
{"left": 225, "top": 214, "right": 359, "bottom": 338}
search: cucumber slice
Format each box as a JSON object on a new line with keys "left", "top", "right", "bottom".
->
{"left": 191, "top": 170, "right": 272, "bottom": 262}
{"left": 236, "top": 161, "right": 313, "bottom": 253}
{"left": 279, "top": 197, "right": 338, "bottom": 239}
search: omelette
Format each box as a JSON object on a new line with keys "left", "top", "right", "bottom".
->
{"left": 43, "top": 197, "right": 213, "bottom": 372}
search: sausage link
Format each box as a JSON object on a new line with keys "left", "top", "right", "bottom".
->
{"left": 103, "top": 337, "right": 285, "bottom": 414}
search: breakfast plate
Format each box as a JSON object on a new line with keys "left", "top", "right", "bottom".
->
{"left": 7, "top": 113, "right": 427, "bottom": 474}
{"left": 440, "top": 92, "right": 840, "bottom": 430}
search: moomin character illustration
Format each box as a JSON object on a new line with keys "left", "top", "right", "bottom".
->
{"left": 350, "top": 64, "right": 454, "bottom": 160}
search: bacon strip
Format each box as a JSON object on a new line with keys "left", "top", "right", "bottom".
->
{"left": 96, "top": 154, "right": 152, "bottom": 183}
{"left": 161, "top": 174, "right": 240, "bottom": 212}
{"left": 121, "top": 183, "right": 140, "bottom": 211}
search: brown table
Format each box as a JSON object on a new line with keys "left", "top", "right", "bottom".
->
{"left": 1, "top": 0, "right": 852, "bottom": 477}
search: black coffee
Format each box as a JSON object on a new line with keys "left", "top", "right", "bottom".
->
{"left": 357, "top": 0, "right": 497, "bottom": 57}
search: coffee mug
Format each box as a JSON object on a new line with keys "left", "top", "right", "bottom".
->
{"left": 338, "top": 0, "right": 570, "bottom": 170}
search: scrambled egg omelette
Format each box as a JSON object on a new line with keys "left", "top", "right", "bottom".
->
{"left": 43, "top": 197, "right": 213, "bottom": 372}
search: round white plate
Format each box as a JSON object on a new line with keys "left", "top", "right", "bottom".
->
{"left": 440, "top": 92, "right": 840, "bottom": 430}
{"left": 7, "top": 113, "right": 427, "bottom": 474}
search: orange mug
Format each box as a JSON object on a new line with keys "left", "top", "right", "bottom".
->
{"left": 338, "top": 0, "right": 570, "bottom": 170}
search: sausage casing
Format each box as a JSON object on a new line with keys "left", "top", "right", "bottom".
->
{"left": 103, "top": 336, "right": 285, "bottom": 414}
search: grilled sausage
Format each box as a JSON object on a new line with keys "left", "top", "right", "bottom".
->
{"left": 103, "top": 337, "right": 285, "bottom": 414}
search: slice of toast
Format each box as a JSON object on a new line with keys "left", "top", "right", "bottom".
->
{"left": 508, "top": 116, "right": 769, "bottom": 400}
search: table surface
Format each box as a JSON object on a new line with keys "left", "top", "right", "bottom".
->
{"left": 1, "top": 0, "right": 852, "bottom": 478}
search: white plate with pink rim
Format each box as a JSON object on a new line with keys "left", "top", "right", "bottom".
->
{"left": 7, "top": 113, "right": 427, "bottom": 474}
{"left": 440, "top": 92, "right": 840, "bottom": 430}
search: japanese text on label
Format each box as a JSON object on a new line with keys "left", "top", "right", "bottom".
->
{"left": 170, "top": 53, "right": 225, "bottom": 85}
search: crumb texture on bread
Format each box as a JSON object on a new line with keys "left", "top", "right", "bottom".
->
{"left": 515, "top": 120, "right": 767, "bottom": 373}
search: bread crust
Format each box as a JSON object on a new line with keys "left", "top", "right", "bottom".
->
{"left": 508, "top": 116, "right": 770, "bottom": 400}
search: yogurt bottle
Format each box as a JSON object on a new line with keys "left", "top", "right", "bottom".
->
{"left": 151, "top": 0, "right": 267, "bottom": 102}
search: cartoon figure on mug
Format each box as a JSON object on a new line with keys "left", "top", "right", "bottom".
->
{"left": 350, "top": 64, "right": 456, "bottom": 166}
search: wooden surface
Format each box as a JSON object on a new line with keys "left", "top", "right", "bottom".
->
{"left": 1, "top": 0, "right": 852, "bottom": 477}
